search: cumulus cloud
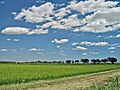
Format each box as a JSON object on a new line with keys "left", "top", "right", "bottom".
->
{"left": 52, "top": 39, "right": 69, "bottom": 44}
{"left": 15, "top": 2, "right": 54, "bottom": 23}
{"left": 29, "top": 48, "right": 44, "bottom": 52}
{"left": 1, "top": 27, "right": 49, "bottom": 35}
{"left": 12, "top": 0, "right": 120, "bottom": 33}
{"left": 68, "top": 0, "right": 118, "bottom": 15}
{"left": 72, "top": 46, "right": 87, "bottom": 50}
{"left": 27, "top": 29, "right": 48, "bottom": 35}
{"left": 1, "top": 27, "right": 30, "bottom": 35}
{"left": 72, "top": 41, "right": 109, "bottom": 46}
{"left": 76, "top": 7, "right": 120, "bottom": 33}
{"left": 54, "top": 7, "right": 71, "bottom": 20}
{"left": 39, "top": 14, "right": 81, "bottom": 30}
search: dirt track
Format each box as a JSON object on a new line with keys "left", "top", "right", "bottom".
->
{"left": 0, "top": 69, "right": 120, "bottom": 90}
{"left": 29, "top": 69, "right": 120, "bottom": 90}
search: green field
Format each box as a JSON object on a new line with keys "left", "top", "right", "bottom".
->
{"left": 0, "top": 64, "right": 120, "bottom": 85}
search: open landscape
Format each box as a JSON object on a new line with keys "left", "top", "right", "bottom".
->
{"left": 1, "top": 0, "right": 120, "bottom": 89}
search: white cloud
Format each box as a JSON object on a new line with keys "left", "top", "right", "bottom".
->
{"left": 36, "top": 0, "right": 45, "bottom": 3}
{"left": 52, "top": 39, "right": 69, "bottom": 44}
{"left": 13, "top": 0, "right": 120, "bottom": 33}
{"left": 13, "top": 39, "right": 20, "bottom": 42}
{"left": 59, "top": 52, "right": 66, "bottom": 56}
{"left": 108, "top": 47, "right": 115, "bottom": 50}
{"left": 79, "top": 41, "right": 109, "bottom": 46}
{"left": 90, "top": 52, "right": 100, "bottom": 55}
{"left": 82, "top": 53, "right": 87, "bottom": 55}
{"left": 110, "top": 51, "right": 115, "bottom": 53}
{"left": 105, "top": 35, "right": 115, "bottom": 39}
{"left": 105, "top": 34, "right": 120, "bottom": 39}
{"left": 72, "top": 42, "right": 79, "bottom": 46}
{"left": 57, "top": 46, "right": 61, "bottom": 48}
{"left": 78, "top": 7, "right": 120, "bottom": 33}
{"left": 37, "top": 52, "right": 45, "bottom": 56}
{"left": 72, "top": 41, "right": 109, "bottom": 46}
{"left": 54, "top": 7, "right": 71, "bottom": 20}
{"left": 52, "top": 14, "right": 81, "bottom": 30}
{"left": 7, "top": 38, "right": 11, "bottom": 41}
{"left": 27, "top": 29, "right": 48, "bottom": 35}
{"left": 15, "top": 2, "right": 54, "bottom": 23}
{"left": 40, "top": 14, "right": 81, "bottom": 30}
{"left": 116, "top": 34, "right": 120, "bottom": 38}
{"left": 1, "top": 27, "right": 30, "bottom": 35}
{"left": 12, "top": 12, "right": 17, "bottom": 15}
{"left": 6, "top": 38, "right": 20, "bottom": 42}
{"left": 72, "top": 46, "right": 87, "bottom": 50}
{"left": 0, "top": 1, "right": 5, "bottom": 4}
{"left": 29, "top": 48, "right": 44, "bottom": 52}
{"left": 82, "top": 52, "right": 100, "bottom": 56}
{"left": 68, "top": 0, "right": 118, "bottom": 15}
{"left": 96, "top": 35, "right": 102, "bottom": 38}
{"left": 1, "top": 27, "right": 49, "bottom": 35}
{"left": 0, "top": 49, "right": 8, "bottom": 52}
{"left": 11, "top": 49, "right": 17, "bottom": 52}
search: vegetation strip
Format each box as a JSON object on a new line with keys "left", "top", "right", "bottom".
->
{"left": 0, "top": 64, "right": 120, "bottom": 85}
{"left": 0, "top": 69, "right": 120, "bottom": 90}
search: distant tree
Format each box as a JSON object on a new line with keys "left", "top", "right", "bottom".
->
{"left": 91, "top": 59, "right": 97, "bottom": 64}
{"left": 108, "top": 57, "right": 117, "bottom": 64}
{"left": 96, "top": 59, "right": 101, "bottom": 64}
{"left": 101, "top": 59, "right": 108, "bottom": 64}
{"left": 43, "top": 61, "right": 48, "bottom": 63}
{"left": 66, "top": 60, "right": 71, "bottom": 64}
{"left": 81, "top": 58, "right": 89, "bottom": 64}
{"left": 52, "top": 61, "right": 57, "bottom": 63}
{"left": 36, "top": 61, "right": 42, "bottom": 63}
{"left": 75, "top": 60, "right": 79, "bottom": 64}
{"left": 71, "top": 60, "right": 74, "bottom": 64}
{"left": 57, "top": 61, "right": 62, "bottom": 64}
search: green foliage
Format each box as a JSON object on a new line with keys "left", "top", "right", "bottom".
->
{"left": 0, "top": 64, "right": 120, "bottom": 85}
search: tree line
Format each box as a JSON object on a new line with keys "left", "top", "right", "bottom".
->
{"left": 66, "top": 57, "right": 117, "bottom": 64}
{"left": 0, "top": 57, "right": 118, "bottom": 64}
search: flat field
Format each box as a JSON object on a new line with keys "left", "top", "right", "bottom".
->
{"left": 0, "top": 64, "right": 120, "bottom": 85}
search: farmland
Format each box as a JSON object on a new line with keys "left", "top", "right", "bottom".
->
{"left": 0, "top": 64, "right": 120, "bottom": 85}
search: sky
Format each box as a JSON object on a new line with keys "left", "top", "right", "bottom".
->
{"left": 0, "top": 0, "right": 120, "bottom": 62}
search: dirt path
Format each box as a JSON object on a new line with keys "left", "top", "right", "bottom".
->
{"left": 0, "top": 69, "right": 120, "bottom": 90}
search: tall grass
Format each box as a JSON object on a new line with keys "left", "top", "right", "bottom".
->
{"left": 84, "top": 76, "right": 120, "bottom": 90}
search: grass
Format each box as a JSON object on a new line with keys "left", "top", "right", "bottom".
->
{"left": 0, "top": 64, "right": 120, "bottom": 85}
{"left": 84, "top": 76, "right": 120, "bottom": 90}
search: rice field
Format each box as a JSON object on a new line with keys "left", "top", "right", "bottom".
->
{"left": 0, "top": 64, "right": 120, "bottom": 85}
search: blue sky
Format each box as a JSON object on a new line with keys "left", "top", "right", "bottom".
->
{"left": 0, "top": 0, "right": 120, "bottom": 62}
